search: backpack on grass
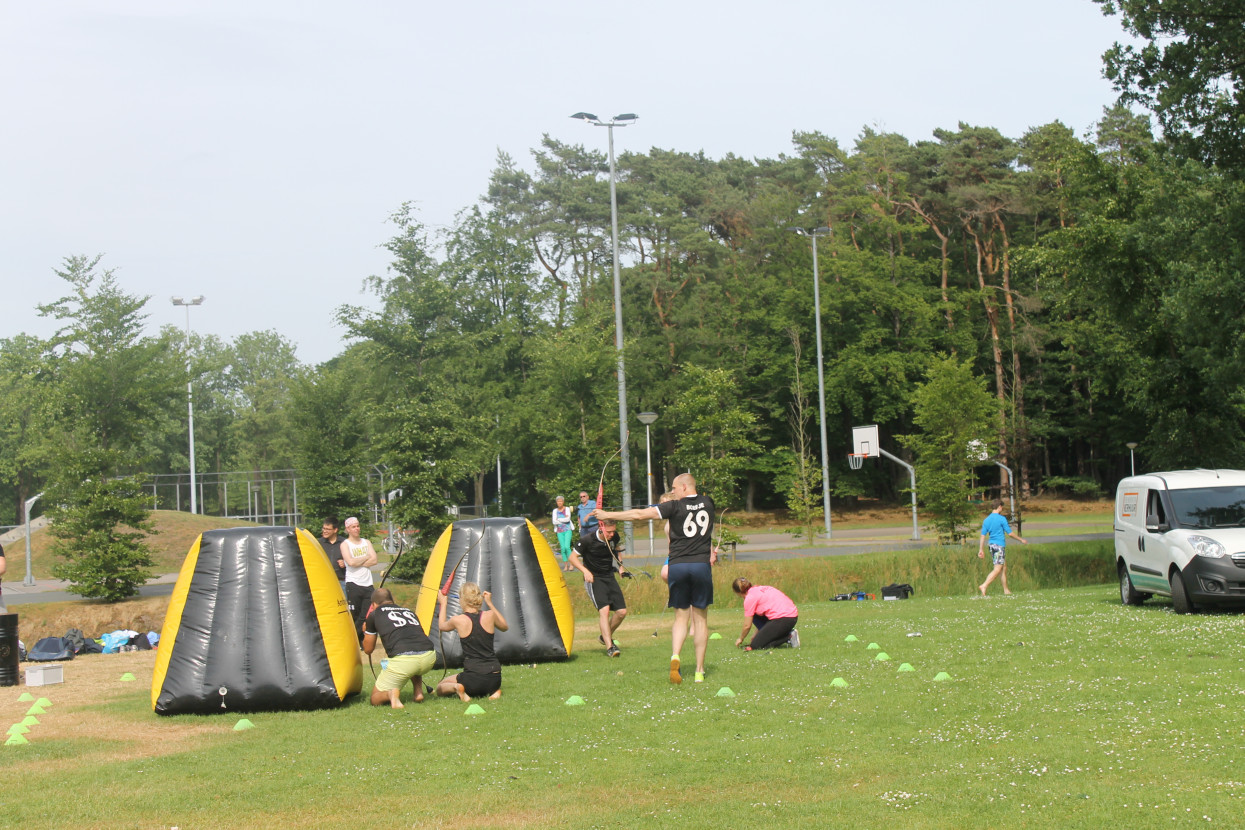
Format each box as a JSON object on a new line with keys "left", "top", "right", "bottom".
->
{"left": 27, "top": 637, "right": 75, "bottom": 662}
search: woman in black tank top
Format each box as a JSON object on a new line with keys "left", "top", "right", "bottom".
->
{"left": 436, "top": 582, "right": 509, "bottom": 702}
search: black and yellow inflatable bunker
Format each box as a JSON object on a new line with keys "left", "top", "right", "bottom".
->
{"left": 152, "top": 526, "right": 362, "bottom": 715}
{"left": 415, "top": 517, "right": 574, "bottom": 667}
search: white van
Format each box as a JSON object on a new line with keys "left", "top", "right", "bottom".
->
{"left": 1115, "top": 470, "right": 1245, "bottom": 613}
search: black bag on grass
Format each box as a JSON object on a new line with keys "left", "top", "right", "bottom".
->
{"left": 27, "top": 637, "right": 75, "bottom": 662}
{"left": 881, "top": 583, "right": 914, "bottom": 599}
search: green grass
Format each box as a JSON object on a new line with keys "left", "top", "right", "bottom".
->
{"left": 5, "top": 553, "right": 1244, "bottom": 828}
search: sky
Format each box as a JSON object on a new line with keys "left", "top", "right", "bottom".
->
{"left": 1, "top": 0, "right": 1138, "bottom": 366}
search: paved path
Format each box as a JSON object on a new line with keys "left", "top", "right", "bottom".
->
{"left": 4, "top": 521, "right": 1110, "bottom": 606}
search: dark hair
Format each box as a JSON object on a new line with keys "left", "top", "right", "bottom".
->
{"left": 993, "top": 500, "right": 1005, "bottom": 511}
{"left": 324, "top": 515, "right": 340, "bottom": 528}
{"left": 370, "top": 587, "right": 394, "bottom": 606}
{"left": 732, "top": 577, "right": 753, "bottom": 595}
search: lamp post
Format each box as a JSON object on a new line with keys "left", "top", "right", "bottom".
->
{"left": 171, "top": 296, "right": 205, "bottom": 514}
{"left": 637, "top": 411, "right": 658, "bottom": 561}
{"left": 788, "top": 227, "right": 833, "bottom": 539}
{"left": 1126, "top": 442, "right": 1138, "bottom": 476}
{"left": 23, "top": 491, "right": 43, "bottom": 587}
{"left": 572, "top": 111, "right": 639, "bottom": 540}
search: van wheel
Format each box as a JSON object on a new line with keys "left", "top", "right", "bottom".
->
{"left": 1170, "top": 569, "right": 1195, "bottom": 614}
{"left": 1119, "top": 562, "right": 1146, "bottom": 605}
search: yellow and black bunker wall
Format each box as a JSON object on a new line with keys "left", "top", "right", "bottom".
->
{"left": 415, "top": 517, "right": 574, "bottom": 667}
{"left": 152, "top": 526, "right": 362, "bottom": 715}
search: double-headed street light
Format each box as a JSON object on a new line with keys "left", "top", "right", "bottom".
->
{"left": 171, "top": 295, "right": 205, "bottom": 514}
{"left": 572, "top": 111, "right": 639, "bottom": 539}
{"left": 788, "top": 227, "right": 833, "bottom": 539}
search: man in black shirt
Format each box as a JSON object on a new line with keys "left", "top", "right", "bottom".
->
{"left": 570, "top": 519, "right": 628, "bottom": 657}
{"left": 318, "top": 515, "right": 346, "bottom": 584}
{"left": 362, "top": 587, "right": 436, "bottom": 708}
{"left": 596, "top": 473, "right": 715, "bottom": 684}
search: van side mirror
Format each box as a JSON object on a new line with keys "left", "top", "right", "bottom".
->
{"left": 1145, "top": 513, "right": 1170, "bottom": 533}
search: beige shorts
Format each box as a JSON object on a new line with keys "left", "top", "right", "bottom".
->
{"left": 374, "top": 651, "right": 436, "bottom": 692}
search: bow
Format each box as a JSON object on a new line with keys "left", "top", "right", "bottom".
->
{"left": 712, "top": 507, "right": 731, "bottom": 565}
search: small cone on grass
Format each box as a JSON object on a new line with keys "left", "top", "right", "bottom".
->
{"left": 875, "top": 652, "right": 891, "bottom": 661}
{"left": 7, "top": 724, "right": 29, "bottom": 735}
{"left": 233, "top": 719, "right": 255, "bottom": 731}
{"left": 120, "top": 673, "right": 136, "bottom": 682}
{"left": 844, "top": 635, "right": 858, "bottom": 642}
{"left": 5, "top": 734, "right": 29, "bottom": 746}
{"left": 831, "top": 677, "right": 848, "bottom": 687}
{"left": 20, "top": 716, "right": 39, "bottom": 727}
{"left": 933, "top": 671, "right": 952, "bottom": 682}
{"left": 897, "top": 663, "right": 915, "bottom": 672}
{"left": 17, "top": 693, "right": 34, "bottom": 702}
{"left": 564, "top": 695, "right": 585, "bottom": 706}
{"left": 708, "top": 633, "right": 722, "bottom": 640}
{"left": 715, "top": 687, "right": 735, "bottom": 698}
{"left": 35, "top": 697, "right": 52, "bottom": 707}
{"left": 464, "top": 703, "right": 486, "bottom": 715}
{"left": 25, "top": 704, "right": 46, "bottom": 716}
{"left": 866, "top": 643, "right": 880, "bottom": 650}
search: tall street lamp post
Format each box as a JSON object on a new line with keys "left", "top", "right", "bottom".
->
{"left": 1126, "top": 442, "right": 1138, "bottom": 476}
{"left": 637, "top": 411, "right": 658, "bottom": 560}
{"left": 788, "top": 227, "right": 833, "bottom": 539}
{"left": 171, "top": 296, "right": 205, "bottom": 514}
{"left": 572, "top": 111, "right": 638, "bottom": 540}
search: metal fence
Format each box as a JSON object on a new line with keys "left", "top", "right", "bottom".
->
{"left": 144, "top": 470, "right": 302, "bottom": 525}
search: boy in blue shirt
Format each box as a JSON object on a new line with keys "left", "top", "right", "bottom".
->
{"left": 977, "top": 500, "right": 1027, "bottom": 596}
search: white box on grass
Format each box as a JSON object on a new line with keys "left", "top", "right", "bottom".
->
{"left": 26, "top": 664, "right": 64, "bottom": 686}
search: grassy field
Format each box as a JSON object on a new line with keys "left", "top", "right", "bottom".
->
{"left": 4, "top": 556, "right": 1243, "bottom": 829}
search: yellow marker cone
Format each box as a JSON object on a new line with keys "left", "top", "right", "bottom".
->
{"left": 233, "top": 719, "right": 255, "bottom": 731}
{"left": 866, "top": 642, "right": 880, "bottom": 650}
{"left": 844, "top": 635, "right": 858, "bottom": 642}
{"left": 933, "top": 671, "right": 951, "bottom": 682}
{"left": 25, "top": 704, "right": 46, "bottom": 716}
{"left": 5, "top": 734, "right": 29, "bottom": 746}
{"left": 35, "top": 697, "right": 52, "bottom": 707}
{"left": 831, "top": 677, "right": 848, "bottom": 687}
{"left": 875, "top": 652, "right": 891, "bottom": 661}
{"left": 897, "top": 663, "right": 915, "bottom": 672}
{"left": 120, "top": 673, "right": 136, "bottom": 682}
{"left": 564, "top": 695, "right": 585, "bottom": 706}
{"left": 464, "top": 703, "right": 486, "bottom": 715}
{"left": 708, "top": 632, "right": 723, "bottom": 640}
{"left": 715, "top": 687, "right": 735, "bottom": 697}
{"left": 17, "top": 693, "right": 34, "bottom": 702}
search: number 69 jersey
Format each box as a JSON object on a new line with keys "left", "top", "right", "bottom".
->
{"left": 658, "top": 494, "right": 716, "bottom": 565}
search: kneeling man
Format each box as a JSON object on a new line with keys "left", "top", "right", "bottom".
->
{"left": 362, "top": 587, "right": 436, "bottom": 708}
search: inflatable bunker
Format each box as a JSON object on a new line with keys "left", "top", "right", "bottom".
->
{"left": 414, "top": 517, "right": 574, "bottom": 667}
{"left": 152, "top": 527, "right": 362, "bottom": 715}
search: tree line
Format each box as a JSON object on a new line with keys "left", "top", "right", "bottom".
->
{"left": 3, "top": 1, "right": 1243, "bottom": 594}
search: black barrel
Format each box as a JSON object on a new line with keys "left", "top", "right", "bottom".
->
{"left": 0, "top": 613, "right": 20, "bottom": 686}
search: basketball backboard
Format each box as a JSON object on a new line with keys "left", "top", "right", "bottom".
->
{"left": 852, "top": 424, "right": 880, "bottom": 458}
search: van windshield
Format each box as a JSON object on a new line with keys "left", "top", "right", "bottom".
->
{"left": 1167, "top": 486, "right": 1245, "bottom": 529}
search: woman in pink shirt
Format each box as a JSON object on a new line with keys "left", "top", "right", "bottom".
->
{"left": 732, "top": 578, "right": 799, "bottom": 650}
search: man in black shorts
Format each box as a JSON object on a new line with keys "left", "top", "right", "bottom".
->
{"left": 362, "top": 587, "right": 436, "bottom": 708}
{"left": 570, "top": 519, "right": 628, "bottom": 657}
{"left": 596, "top": 473, "right": 715, "bottom": 684}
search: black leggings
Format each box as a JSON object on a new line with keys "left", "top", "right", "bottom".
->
{"left": 749, "top": 614, "right": 797, "bottom": 649}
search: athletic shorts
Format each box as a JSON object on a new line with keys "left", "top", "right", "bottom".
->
{"left": 374, "top": 651, "right": 436, "bottom": 692}
{"left": 989, "top": 543, "right": 1006, "bottom": 566}
{"left": 667, "top": 561, "right": 713, "bottom": 609}
{"left": 585, "top": 572, "right": 626, "bottom": 612}
{"left": 458, "top": 670, "right": 502, "bottom": 698}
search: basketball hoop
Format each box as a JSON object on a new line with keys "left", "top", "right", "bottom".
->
{"left": 848, "top": 453, "right": 865, "bottom": 470}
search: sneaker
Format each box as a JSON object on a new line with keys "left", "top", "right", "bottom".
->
{"left": 669, "top": 655, "right": 682, "bottom": 684}
{"left": 607, "top": 645, "right": 621, "bottom": 658}
{"left": 693, "top": 671, "right": 705, "bottom": 684}
{"left": 788, "top": 629, "right": 801, "bottom": 648}
{"left": 598, "top": 636, "right": 619, "bottom": 648}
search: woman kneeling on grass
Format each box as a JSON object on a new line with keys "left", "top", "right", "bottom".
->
{"left": 436, "top": 582, "right": 509, "bottom": 702}
{"left": 732, "top": 578, "right": 800, "bottom": 650}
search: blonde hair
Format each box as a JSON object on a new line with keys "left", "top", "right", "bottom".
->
{"left": 460, "top": 582, "right": 483, "bottom": 612}
{"left": 659, "top": 491, "right": 675, "bottom": 503}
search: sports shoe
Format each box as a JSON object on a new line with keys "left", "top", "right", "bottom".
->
{"left": 599, "top": 636, "right": 619, "bottom": 648}
{"left": 607, "top": 645, "right": 621, "bottom": 658}
{"left": 693, "top": 671, "right": 705, "bottom": 684}
{"left": 788, "top": 629, "right": 801, "bottom": 648}
{"left": 669, "top": 655, "right": 682, "bottom": 684}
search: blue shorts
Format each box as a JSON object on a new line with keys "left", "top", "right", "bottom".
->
{"left": 667, "top": 562, "right": 713, "bottom": 609}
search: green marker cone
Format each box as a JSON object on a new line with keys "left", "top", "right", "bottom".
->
{"left": 119, "top": 673, "right": 136, "bottom": 682}
{"left": 933, "top": 671, "right": 951, "bottom": 682}
{"left": 20, "top": 716, "right": 39, "bottom": 727}
{"left": 708, "top": 632, "right": 722, "bottom": 640}
{"left": 7, "top": 724, "right": 29, "bottom": 735}
{"left": 17, "top": 693, "right": 34, "bottom": 702}
{"left": 897, "top": 663, "right": 915, "bottom": 672}
{"left": 564, "top": 695, "right": 585, "bottom": 706}
{"left": 866, "top": 642, "right": 880, "bottom": 650}
{"left": 233, "top": 719, "right": 255, "bottom": 731}
{"left": 24, "top": 705, "right": 45, "bottom": 717}
{"left": 831, "top": 677, "right": 848, "bottom": 687}
{"left": 5, "top": 734, "right": 29, "bottom": 746}
{"left": 35, "top": 697, "right": 52, "bottom": 707}
{"left": 464, "top": 703, "right": 486, "bottom": 715}
{"left": 844, "top": 635, "right": 858, "bottom": 642}
{"left": 715, "top": 687, "right": 735, "bottom": 697}
{"left": 875, "top": 652, "right": 891, "bottom": 661}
